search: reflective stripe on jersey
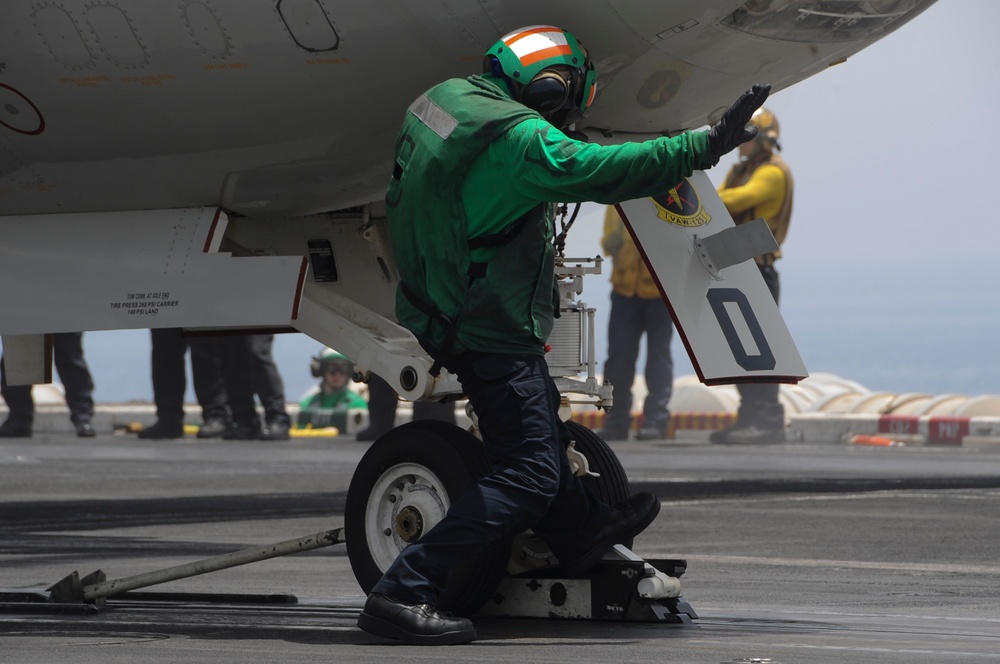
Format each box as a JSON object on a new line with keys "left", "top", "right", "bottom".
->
{"left": 409, "top": 94, "right": 458, "bottom": 140}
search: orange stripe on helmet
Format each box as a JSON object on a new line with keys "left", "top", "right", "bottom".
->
{"left": 586, "top": 81, "right": 597, "bottom": 109}
{"left": 502, "top": 25, "right": 563, "bottom": 46}
{"left": 518, "top": 44, "right": 573, "bottom": 67}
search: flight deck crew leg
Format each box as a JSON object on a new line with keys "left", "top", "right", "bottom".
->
{"left": 356, "top": 373, "right": 397, "bottom": 441}
{"left": 733, "top": 264, "right": 785, "bottom": 436}
{"left": 357, "top": 373, "right": 457, "bottom": 442}
{"left": 370, "top": 352, "right": 610, "bottom": 605}
{"left": 53, "top": 332, "right": 96, "bottom": 437}
{"left": 601, "top": 291, "right": 644, "bottom": 440}
{"left": 140, "top": 328, "right": 188, "bottom": 439}
{"left": 218, "top": 335, "right": 262, "bottom": 440}
{"left": 0, "top": 334, "right": 95, "bottom": 437}
{"left": 637, "top": 298, "right": 674, "bottom": 440}
{"left": 248, "top": 334, "right": 292, "bottom": 440}
{"left": 0, "top": 357, "right": 35, "bottom": 437}
{"left": 190, "top": 336, "right": 230, "bottom": 438}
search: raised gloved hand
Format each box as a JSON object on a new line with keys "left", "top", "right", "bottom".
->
{"left": 708, "top": 83, "right": 771, "bottom": 159}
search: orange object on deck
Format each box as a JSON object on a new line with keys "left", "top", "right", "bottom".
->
{"left": 850, "top": 434, "right": 905, "bottom": 447}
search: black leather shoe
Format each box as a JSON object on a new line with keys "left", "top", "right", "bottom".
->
{"left": 137, "top": 421, "right": 184, "bottom": 440}
{"left": 0, "top": 420, "right": 32, "bottom": 438}
{"left": 221, "top": 421, "right": 262, "bottom": 440}
{"left": 559, "top": 492, "right": 661, "bottom": 576}
{"left": 260, "top": 420, "right": 290, "bottom": 441}
{"left": 724, "top": 425, "right": 786, "bottom": 444}
{"left": 635, "top": 426, "right": 665, "bottom": 441}
{"left": 75, "top": 422, "right": 96, "bottom": 438}
{"left": 197, "top": 419, "right": 229, "bottom": 439}
{"left": 708, "top": 423, "right": 739, "bottom": 444}
{"left": 358, "top": 593, "right": 476, "bottom": 645}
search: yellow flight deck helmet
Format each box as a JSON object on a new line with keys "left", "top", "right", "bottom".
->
{"left": 749, "top": 107, "right": 780, "bottom": 151}
{"left": 484, "top": 25, "right": 597, "bottom": 128}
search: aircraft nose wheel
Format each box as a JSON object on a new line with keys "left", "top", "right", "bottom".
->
{"left": 345, "top": 419, "right": 634, "bottom": 616}
{"left": 346, "top": 421, "right": 509, "bottom": 616}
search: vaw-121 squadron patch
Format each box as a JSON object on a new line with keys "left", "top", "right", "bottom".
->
{"left": 650, "top": 179, "right": 711, "bottom": 228}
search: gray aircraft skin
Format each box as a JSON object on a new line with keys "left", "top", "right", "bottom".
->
{"left": 0, "top": 0, "right": 941, "bottom": 398}
{"left": 0, "top": 1, "right": 939, "bottom": 218}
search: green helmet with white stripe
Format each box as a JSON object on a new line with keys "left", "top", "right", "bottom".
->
{"left": 483, "top": 25, "right": 597, "bottom": 127}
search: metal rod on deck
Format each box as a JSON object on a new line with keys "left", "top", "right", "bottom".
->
{"left": 81, "top": 528, "right": 345, "bottom": 601}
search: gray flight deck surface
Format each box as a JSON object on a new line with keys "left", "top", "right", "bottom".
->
{"left": 2, "top": 431, "right": 1000, "bottom": 663}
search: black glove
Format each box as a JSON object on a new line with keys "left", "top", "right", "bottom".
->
{"left": 708, "top": 83, "right": 771, "bottom": 158}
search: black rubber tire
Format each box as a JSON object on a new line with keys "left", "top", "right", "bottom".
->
{"left": 565, "top": 420, "right": 635, "bottom": 545}
{"left": 566, "top": 420, "right": 632, "bottom": 504}
{"left": 345, "top": 420, "right": 509, "bottom": 616}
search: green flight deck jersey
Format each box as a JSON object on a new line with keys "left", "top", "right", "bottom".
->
{"left": 296, "top": 388, "right": 368, "bottom": 431}
{"left": 387, "top": 74, "right": 715, "bottom": 358}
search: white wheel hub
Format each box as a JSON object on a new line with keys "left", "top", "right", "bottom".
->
{"left": 364, "top": 462, "right": 451, "bottom": 571}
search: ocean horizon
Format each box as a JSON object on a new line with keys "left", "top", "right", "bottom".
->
{"left": 62, "top": 255, "right": 999, "bottom": 407}
{"left": 4, "top": 225, "right": 995, "bottom": 407}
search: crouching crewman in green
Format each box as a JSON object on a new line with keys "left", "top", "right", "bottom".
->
{"left": 358, "top": 24, "right": 771, "bottom": 645}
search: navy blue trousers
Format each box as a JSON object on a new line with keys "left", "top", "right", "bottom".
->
{"left": 602, "top": 292, "right": 674, "bottom": 432}
{"left": 218, "top": 334, "right": 290, "bottom": 428}
{"left": 149, "top": 329, "right": 228, "bottom": 425}
{"left": 1, "top": 332, "right": 94, "bottom": 427}
{"left": 372, "top": 351, "right": 608, "bottom": 604}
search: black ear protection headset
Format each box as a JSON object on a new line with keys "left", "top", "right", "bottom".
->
{"left": 486, "top": 55, "right": 579, "bottom": 118}
{"left": 521, "top": 67, "right": 576, "bottom": 115}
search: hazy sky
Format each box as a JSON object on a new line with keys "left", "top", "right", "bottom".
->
{"left": 78, "top": 0, "right": 1000, "bottom": 404}
{"left": 560, "top": 0, "right": 1000, "bottom": 397}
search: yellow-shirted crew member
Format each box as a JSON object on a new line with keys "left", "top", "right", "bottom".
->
{"left": 711, "top": 107, "right": 794, "bottom": 444}
{"left": 599, "top": 206, "right": 674, "bottom": 441}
